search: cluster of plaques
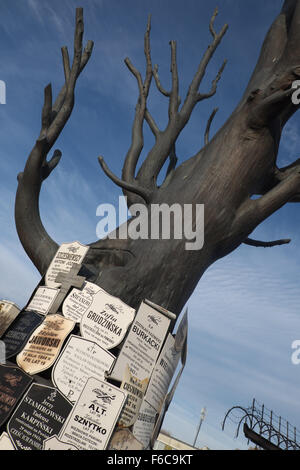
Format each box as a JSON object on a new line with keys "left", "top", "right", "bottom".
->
{"left": 0, "top": 241, "right": 188, "bottom": 450}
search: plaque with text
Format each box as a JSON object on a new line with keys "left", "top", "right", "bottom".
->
{"left": 118, "top": 365, "right": 149, "bottom": 428}
{"left": 60, "top": 377, "right": 127, "bottom": 450}
{"left": 108, "top": 428, "right": 144, "bottom": 450}
{"left": 8, "top": 383, "right": 72, "bottom": 450}
{"left": 62, "top": 281, "right": 101, "bottom": 323}
{"left": 52, "top": 335, "right": 115, "bottom": 402}
{"left": 80, "top": 288, "right": 135, "bottom": 350}
{"left": 45, "top": 241, "right": 89, "bottom": 288}
{"left": 0, "top": 301, "right": 21, "bottom": 338}
{"left": 26, "top": 286, "right": 59, "bottom": 316}
{"left": 110, "top": 301, "right": 171, "bottom": 381}
{"left": 144, "top": 333, "right": 181, "bottom": 412}
{"left": 16, "top": 314, "right": 75, "bottom": 375}
{"left": 43, "top": 435, "right": 78, "bottom": 450}
{"left": 0, "top": 432, "right": 15, "bottom": 450}
{"left": 1, "top": 311, "right": 44, "bottom": 359}
{"left": 0, "top": 364, "right": 33, "bottom": 427}
{"left": 132, "top": 400, "right": 157, "bottom": 449}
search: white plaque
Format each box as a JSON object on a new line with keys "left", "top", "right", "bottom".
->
{"left": 132, "top": 400, "right": 157, "bottom": 449}
{"left": 110, "top": 301, "right": 171, "bottom": 381}
{"left": 43, "top": 435, "right": 78, "bottom": 450}
{"left": 45, "top": 241, "right": 89, "bottom": 288}
{"left": 60, "top": 377, "right": 127, "bottom": 450}
{"left": 144, "top": 333, "right": 181, "bottom": 412}
{"left": 52, "top": 335, "right": 115, "bottom": 402}
{"left": 0, "top": 432, "right": 15, "bottom": 450}
{"left": 26, "top": 286, "right": 59, "bottom": 315}
{"left": 118, "top": 365, "right": 149, "bottom": 428}
{"left": 62, "top": 282, "right": 101, "bottom": 323}
{"left": 80, "top": 288, "right": 135, "bottom": 350}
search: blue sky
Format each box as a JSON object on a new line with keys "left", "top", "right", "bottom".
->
{"left": 1, "top": 0, "right": 300, "bottom": 450}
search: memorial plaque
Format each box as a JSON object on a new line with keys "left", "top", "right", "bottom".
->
{"left": 80, "top": 288, "right": 135, "bottom": 350}
{"left": 16, "top": 314, "right": 75, "bottom": 375}
{"left": 0, "top": 432, "right": 15, "bottom": 450}
{"left": 110, "top": 300, "right": 172, "bottom": 381}
{"left": 1, "top": 310, "right": 44, "bottom": 360}
{"left": 60, "top": 377, "right": 127, "bottom": 450}
{"left": 52, "top": 335, "right": 115, "bottom": 402}
{"left": 43, "top": 435, "right": 78, "bottom": 450}
{"left": 118, "top": 365, "right": 149, "bottom": 428}
{"left": 108, "top": 428, "right": 144, "bottom": 450}
{"left": 62, "top": 281, "right": 101, "bottom": 323}
{"left": 45, "top": 241, "right": 89, "bottom": 288}
{"left": 132, "top": 400, "right": 157, "bottom": 449}
{"left": 0, "top": 364, "right": 32, "bottom": 427}
{"left": 8, "top": 383, "right": 72, "bottom": 450}
{"left": 144, "top": 333, "right": 181, "bottom": 412}
{"left": 26, "top": 286, "right": 59, "bottom": 316}
{"left": 0, "top": 301, "right": 21, "bottom": 338}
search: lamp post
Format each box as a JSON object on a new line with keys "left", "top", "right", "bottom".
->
{"left": 193, "top": 407, "right": 207, "bottom": 448}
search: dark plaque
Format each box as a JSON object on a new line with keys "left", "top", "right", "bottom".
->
{"left": 0, "top": 364, "right": 32, "bottom": 427}
{"left": 8, "top": 383, "right": 73, "bottom": 450}
{"left": 1, "top": 311, "right": 44, "bottom": 360}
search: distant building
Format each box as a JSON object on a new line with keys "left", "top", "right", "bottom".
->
{"left": 154, "top": 432, "right": 209, "bottom": 450}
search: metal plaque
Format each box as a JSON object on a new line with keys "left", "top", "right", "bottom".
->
{"left": 118, "top": 365, "right": 149, "bottom": 428}
{"left": 16, "top": 314, "right": 75, "bottom": 375}
{"left": 45, "top": 241, "right": 89, "bottom": 288}
{"left": 60, "top": 377, "right": 127, "bottom": 450}
{"left": 26, "top": 286, "right": 59, "bottom": 316}
{"left": 0, "top": 364, "right": 32, "bottom": 427}
{"left": 52, "top": 335, "right": 115, "bottom": 402}
{"left": 8, "top": 383, "right": 72, "bottom": 450}
{"left": 62, "top": 281, "right": 101, "bottom": 323}
{"left": 0, "top": 301, "right": 21, "bottom": 338}
{"left": 144, "top": 333, "right": 181, "bottom": 412}
{"left": 110, "top": 300, "right": 171, "bottom": 381}
{"left": 80, "top": 288, "right": 135, "bottom": 350}
{"left": 1, "top": 311, "right": 44, "bottom": 360}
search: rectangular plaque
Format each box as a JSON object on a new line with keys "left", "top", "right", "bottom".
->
{"left": 16, "top": 314, "right": 75, "bottom": 375}
{"left": 62, "top": 281, "right": 102, "bottom": 323}
{"left": 60, "top": 377, "right": 127, "bottom": 450}
{"left": 110, "top": 300, "right": 172, "bottom": 381}
{"left": 1, "top": 310, "right": 44, "bottom": 360}
{"left": 8, "top": 383, "right": 72, "bottom": 450}
{"left": 46, "top": 241, "right": 89, "bottom": 288}
{"left": 144, "top": 333, "right": 181, "bottom": 412}
{"left": 26, "top": 286, "right": 59, "bottom": 316}
{"left": 132, "top": 400, "right": 157, "bottom": 449}
{"left": 0, "top": 364, "right": 32, "bottom": 427}
{"left": 118, "top": 365, "right": 149, "bottom": 428}
{"left": 80, "top": 288, "right": 135, "bottom": 350}
{"left": 0, "top": 301, "right": 20, "bottom": 338}
{"left": 52, "top": 335, "right": 115, "bottom": 402}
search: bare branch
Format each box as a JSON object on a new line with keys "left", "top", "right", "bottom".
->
{"left": 61, "top": 46, "right": 71, "bottom": 82}
{"left": 209, "top": 7, "right": 219, "bottom": 40}
{"left": 179, "top": 9, "right": 228, "bottom": 126}
{"left": 153, "top": 64, "right": 171, "bottom": 97}
{"left": 41, "top": 84, "right": 53, "bottom": 133}
{"left": 196, "top": 59, "right": 227, "bottom": 102}
{"left": 243, "top": 237, "right": 291, "bottom": 248}
{"left": 98, "top": 157, "right": 151, "bottom": 204}
{"left": 204, "top": 107, "right": 218, "bottom": 145}
{"left": 145, "top": 108, "right": 160, "bottom": 138}
{"left": 169, "top": 40, "right": 180, "bottom": 120}
{"left": 124, "top": 57, "right": 144, "bottom": 96}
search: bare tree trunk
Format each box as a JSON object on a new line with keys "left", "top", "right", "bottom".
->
{"left": 15, "top": 2, "right": 300, "bottom": 319}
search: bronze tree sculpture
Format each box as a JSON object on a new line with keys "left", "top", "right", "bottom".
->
{"left": 15, "top": 1, "right": 300, "bottom": 318}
